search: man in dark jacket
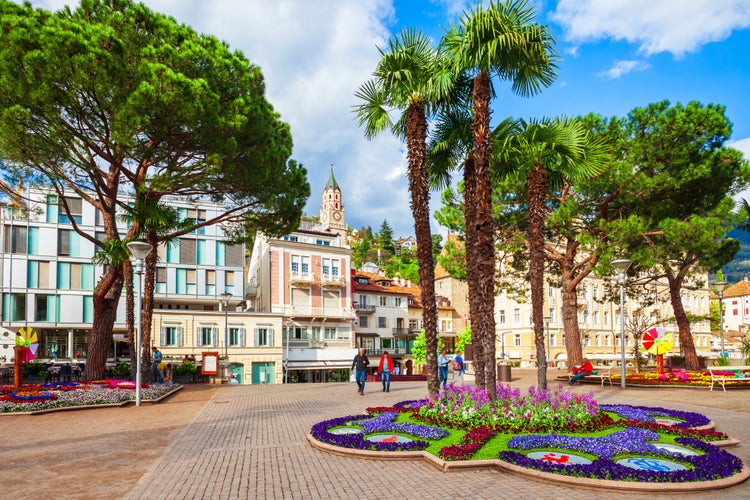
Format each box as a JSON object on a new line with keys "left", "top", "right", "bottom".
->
{"left": 352, "top": 348, "right": 369, "bottom": 395}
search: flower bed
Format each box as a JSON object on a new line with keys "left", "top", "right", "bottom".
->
{"left": 0, "top": 380, "right": 178, "bottom": 413}
{"left": 309, "top": 383, "right": 745, "bottom": 486}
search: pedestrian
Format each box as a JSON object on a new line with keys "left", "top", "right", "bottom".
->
{"left": 569, "top": 357, "right": 594, "bottom": 385}
{"left": 352, "top": 348, "right": 369, "bottom": 395}
{"left": 151, "top": 346, "right": 163, "bottom": 383}
{"left": 379, "top": 350, "right": 394, "bottom": 392}
{"left": 453, "top": 350, "right": 465, "bottom": 385}
{"left": 438, "top": 348, "right": 449, "bottom": 389}
{"left": 394, "top": 364, "right": 400, "bottom": 376}
{"left": 229, "top": 373, "right": 239, "bottom": 385}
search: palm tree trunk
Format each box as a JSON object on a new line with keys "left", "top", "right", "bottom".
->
{"left": 472, "top": 71, "right": 497, "bottom": 399}
{"left": 463, "top": 155, "right": 485, "bottom": 386}
{"left": 527, "top": 162, "right": 548, "bottom": 389}
{"left": 406, "top": 102, "right": 440, "bottom": 398}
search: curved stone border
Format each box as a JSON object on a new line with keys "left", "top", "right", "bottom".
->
{"left": 308, "top": 433, "right": 750, "bottom": 491}
{"left": 1, "top": 385, "right": 184, "bottom": 416}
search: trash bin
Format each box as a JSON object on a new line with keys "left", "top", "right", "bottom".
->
{"left": 497, "top": 363, "right": 511, "bottom": 382}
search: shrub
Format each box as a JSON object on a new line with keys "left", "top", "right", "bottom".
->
{"left": 113, "top": 361, "right": 131, "bottom": 379}
{"left": 174, "top": 360, "right": 197, "bottom": 377}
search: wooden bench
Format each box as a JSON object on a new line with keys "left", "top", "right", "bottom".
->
{"left": 707, "top": 366, "right": 750, "bottom": 392}
{"left": 569, "top": 365, "right": 613, "bottom": 387}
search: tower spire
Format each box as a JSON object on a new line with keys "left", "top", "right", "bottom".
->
{"left": 325, "top": 163, "right": 339, "bottom": 190}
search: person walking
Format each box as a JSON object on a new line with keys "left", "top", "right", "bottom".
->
{"left": 378, "top": 350, "right": 394, "bottom": 392}
{"left": 151, "top": 346, "right": 163, "bottom": 383}
{"left": 453, "top": 350, "right": 465, "bottom": 385}
{"left": 438, "top": 348, "right": 449, "bottom": 389}
{"left": 352, "top": 348, "right": 369, "bottom": 395}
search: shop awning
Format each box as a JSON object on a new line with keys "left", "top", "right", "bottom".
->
{"left": 287, "top": 360, "right": 351, "bottom": 370}
{"left": 355, "top": 332, "right": 379, "bottom": 337}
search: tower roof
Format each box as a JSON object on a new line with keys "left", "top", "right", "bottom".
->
{"left": 325, "top": 164, "right": 339, "bottom": 190}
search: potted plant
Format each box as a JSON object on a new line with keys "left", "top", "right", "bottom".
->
{"left": 174, "top": 360, "right": 197, "bottom": 383}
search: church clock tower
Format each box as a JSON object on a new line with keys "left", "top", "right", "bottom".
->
{"left": 320, "top": 164, "right": 346, "bottom": 236}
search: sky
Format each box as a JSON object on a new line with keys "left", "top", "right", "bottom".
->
{"left": 30, "top": 0, "right": 750, "bottom": 239}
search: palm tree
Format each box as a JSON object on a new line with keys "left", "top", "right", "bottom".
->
{"left": 354, "top": 28, "right": 453, "bottom": 398}
{"left": 442, "top": 0, "right": 558, "bottom": 398}
{"left": 494, "top": 117, "right": 609, "bottom": 389}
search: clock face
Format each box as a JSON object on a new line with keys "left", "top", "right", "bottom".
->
{"left": 333, "top": 212, "right": 342, "bottom": 221}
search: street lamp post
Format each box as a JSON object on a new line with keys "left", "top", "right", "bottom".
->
{"left": 612, "top": 259, "right": 632, "bottom": 389}
{"left": 284, "top": 320, "right": 292, "bottom": 383}
{"left": 126, "top": 240, "right": 153, "bottom": 407}
{"left": 713, "top": 281, "right": 727, "bottom": 360}
{"left": 220, "top": 292, "right": 232, "bottom": 359}
{"left": 544, "top": 316, "right": 551, "bottom": 367}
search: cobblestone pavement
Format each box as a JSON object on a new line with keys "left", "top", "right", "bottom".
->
{"left": 125, "top": 370, "right": 750, "bottom": 500}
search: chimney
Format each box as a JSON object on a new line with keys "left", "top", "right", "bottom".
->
{"left": 407, "top": 280, "right": 411, "bottom": 288}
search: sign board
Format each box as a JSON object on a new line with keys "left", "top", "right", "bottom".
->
{"left": 113, "top": 334, "right": 127, "bottom": 341}
{"left": 201, "top": 351, "right": 219, "bottom": 375}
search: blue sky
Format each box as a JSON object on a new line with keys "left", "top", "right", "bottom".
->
{"left": 31, "top": 0, "right": 750, "bottom": 239}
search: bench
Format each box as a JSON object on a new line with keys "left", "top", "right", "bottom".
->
{"left": 707, "top": 366, "right": 750, "bottom": 392}
{"left": 569, "top": 365, "right": 613, "bottom": 387}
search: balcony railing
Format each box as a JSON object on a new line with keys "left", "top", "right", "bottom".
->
{"left": 277, "top": 305, "right": 355, "bottom": 319}
{"left": 289, "top": 271, "right": 314, "bottom": 287}
{"left": 355, "top": 304, "right": 376, "bottom": 313}
{"left": 321, "top": 274, "right": 346, "bottom": 288}
{"left": 392, "top": 327, "right": 411, "bottom": 336}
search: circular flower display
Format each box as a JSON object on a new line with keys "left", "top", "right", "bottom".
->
{"left": 617, "top": 457, "right": 687, "bottom": 472}
{"left": 527, "top": 451, "right": 592, "bottom": 465}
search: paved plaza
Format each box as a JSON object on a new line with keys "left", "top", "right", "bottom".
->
{"left": 117, "top": 370, "right": 750, "bottom": 500}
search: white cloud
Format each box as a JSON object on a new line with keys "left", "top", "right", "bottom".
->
{"left": 597, "top": 60, "right": 650, "bottom": 79}
{"left": 551, "top": 0, "right": 750, "bottom": 57}
{"left": 28, "top": 0, "right": 439, "bottom": 238}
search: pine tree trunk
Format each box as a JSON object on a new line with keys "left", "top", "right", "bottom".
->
{"left": 84, "top": 264, "right": 124, "bottom": 381}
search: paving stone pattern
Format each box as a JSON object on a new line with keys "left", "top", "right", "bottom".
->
{"left": 125, "top": 371, "right": 750, "bottom": 499}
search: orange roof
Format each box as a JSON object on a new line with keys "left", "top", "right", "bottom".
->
{"left": 722, "top": 278, "right": 750, "bottom": 299}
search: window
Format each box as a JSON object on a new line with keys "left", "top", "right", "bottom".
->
{"left": 378, "top": 317, "right": 386, "bottom": 328}
{"left": 4, "top": 225, "right": 27, "bottom": 254}
{"left": 28, "top": 261, "right": 50, "bottom": 288}
{"left": 513, "top": 308, "right": 520, "bottom": 324}
{"left": 593, "top": 310, "right": 599, "bottom": 325}
{"left": 548, "top": 308, "right": 555, "bottom": 323}
{"left": 359, "top": 316, "right": 368, "bottom": 328}
{"left": 514, "top": 334, "right": 521, "bottom": 347}
{"left": 409, "top": 319, "right": 419, "bottom": 331}
{"left": 229, "top": 327, "right": 244, "bottom": 346}
{"left": 291, "top": 255, "right": 310, "bottom": 275}
{"left": 394, "top": 297, "right": 402, "bottom": 307}
{"left": 46, "top": 195, "right": 58, "bottom": 223}
{"left": 161, "top": 326, "right": 183, "bottom": 346}
{"left": 381, "top": 337, "right": 392, "bottom": 349}
{"left": 2, "top": 293, "right": 25, "bottom": 322}
{"left": 582, "top": 310, "right": 589, "bottom": 324}
{"left": 205, "top": 270, "right": 215, "bottom": 295}
{"left": 331, "top": 260, "right": 339, "bottom": 276}
{"left": 254, "top": 326, "right": 273, "bottom": 346}
{"left": 604, "top": 311, "right": 609, "bottom": 325}
{"left": 550, "top": 332, "right": 557, "bottom": 346}
{"left": 499, "top": 310, "right": 505, "bottom": 323}
{"left": 324, "top": 327, "right": 336, "bottom": 340}
{"left": 57, "top": 229, "right": 81, "bottom": 257}
{"left": 548, "top": 284, "right": 554, "bottom": 297}
{"left": 380, "top": 296, "right": 387, "bottom": 307}
{"left": 224, "top": 271, "right": 234, "bottom": 294}
{"left": 316, "top": 239, "right": 331, "bottom": 246}
{"left": 282, "top": 235, "right": 298, "bottom": 242}
{"left": 35, "top": 294, "right": 57, "bottom": 322}
{"left": 156, "top": 267, "right": 167, "bottom": 293}
{"left": 82, "top": 296, "right": 94, "bottom": 323}
{"left": 197, "top": 327, "right": 216, "bottom": 347}
{"left": 322, "top": 258, "right": 330, "bottom": 275}
{"left": 58, "top": 196, "right": 82, "bottom": 225}
{"left": 56, "top": 263, "right": 94, "bottom": 290}
{"left": 180, "top": 239, "right": 196, "bottom": 265}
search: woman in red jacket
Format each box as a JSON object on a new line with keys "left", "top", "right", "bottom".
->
{"left": 378, "top": 351, "right": 394, "bottom": 392}
{"left": 569, "top": 358, "right": 593, "bottom": 385}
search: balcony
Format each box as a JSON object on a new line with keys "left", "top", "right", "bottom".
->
{"left": 355, "top": 303, "right": 376, "bottom": 314}
{"left": 289, "top": 271, "right": 314, "bottom": 287}
{"left": 392, "top": 327, "right": 410, "bottom": 336}
{"left": 283, "top": 305, "right": 355, "bottom": 320}
{"left": 321, "top": 274, "right": 347, "bottom": 288}
{"left": 245, "top": 277, "right": 258, "bottom": 296}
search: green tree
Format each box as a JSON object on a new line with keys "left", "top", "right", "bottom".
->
{"left": 411, "top": 329, "right": 445, "bottom": 367}
{"left": 605, "top": 101, "right": 749, "bottom": 372}
{"left": 0, "top": 0, "right": 307, "bottom": 380}
{"left": 354, "top": 28, "right": 453, "bottom": 397}
{"left": 494, "top": 117, "right": 609, "bottom": 389}
{"left": 442, "top": 0, "right": 557, "bottom": 398}
{"left": 378, "top": 220, "right": 396, "bottom": 255}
